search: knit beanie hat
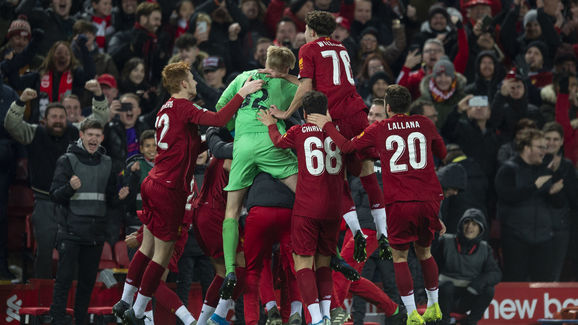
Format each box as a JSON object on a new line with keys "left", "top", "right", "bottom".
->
{"left": 526, "top": 40, "right": 549, "bottom": 62}
{"left": 7, "top": 16, "right": 31, "bottom": 40}
{"left": 523, "top": 9, "right": 537, "bottom": 27}
{"left": 433, "top": 58, "right": 455, "bottom": 78}
{"left": 369, "top": 71, "right": 393, "bottom": 88}
{"left": 428, "top": 3, "right": 450, "bottom": 23}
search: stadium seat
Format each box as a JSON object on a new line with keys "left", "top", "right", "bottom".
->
{"left": 99, "top": 242, "right": 117, "bottom": 270}
{"left": 87, "top": 306, "right": 118, "bottom": 325}
{"left": 113, "top": 241, "right": 130, "bottom": 269}
{"left": 19, "top": 306, "right": 73, "bottom": 324}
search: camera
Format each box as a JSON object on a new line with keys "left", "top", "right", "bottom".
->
{"left": 119, "top": 102, "right": 133, "bottom": 112}
{"left": 468, "top": 96, "right": 489, "bottom": 107}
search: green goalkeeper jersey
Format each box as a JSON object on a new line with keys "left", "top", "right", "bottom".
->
{"left": 216, "top": 70, "right": 298, "bottom": 136}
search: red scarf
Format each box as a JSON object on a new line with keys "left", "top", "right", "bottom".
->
{"left": 176, "top": 19, "right": 188, "bottom": 39}
{"left": 40, "top": 70, "right": 73, "bottom": 102}
{"left": 429, "top": 77, "right": 457, "bottom": 103}
{"left": 92, "top": 15, "right": 112, "bottom": 50}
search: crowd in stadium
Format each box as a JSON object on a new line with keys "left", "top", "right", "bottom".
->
{"left": 0, "top": 0, "right": 577, "bottom": 324}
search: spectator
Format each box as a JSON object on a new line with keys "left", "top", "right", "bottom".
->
{"left": 490, "top": 71, "right": 544, "bottom": 142}
{"left": 18, "top": 0, "right": 76, "bottom": 55}
{"left": 440, "top": 145, "right": 490, "bottom": 235}
{"left": 202, "top": 56, "right": 227, "bottom": 92}
{"left": 353, "top": 24, "right": 405, "bottom": 74}
{"left": 173, "top": 33, "right": 205, "bottom": 71}
{"left": 435, "top": 208, "right": 501, "bottom": 325}
{"left": 412, "top": 4, "right": 459, "bottom": 59}
{"left": 542, "top": 121, "right": 578, "bottom": 281}
{"left": 442, "top": 94, "right": 499, "bottom": 180}
{"left": 350, "top": 0, "right": 390, "bottom": 45}
{"left": 464, "top": 51, "right": 505, "bottom": 103}
{"left": 356, "top": 54, "right": 393, "bottom": 99}
{"left": 0, "top": 16, "right": 43, "bottom": 70}
{"left": 363, "top": 71, "right": 391, "bottom": 107}
{"left": 118, "top": 58, "right": 157, "bottom": 114}
{"left": 284, "top": 0, "right": 313, "bottom": 33}
{"left": 418, "top": 58, "right": 467, "bottom": 128}
{"left": 523, "top": 41, "right": 553, "bottom": 89}
{"left": 331, "top": 16, "right": 357, "bottom": 59}
{"left": 238, "top": 0, "right": 269, "bottom": 52}
{"left": 397, "top": 35, "right": 468, "bottom": 100}
{"left": 111, "top": 0, "right": 138, "bottom": 33}
{"left": 555, "top": 73, "right": 578, "bottom": 167}
{"left": 245, "top": 37, "right": 272, "bottom": 70}
{"left": 495, "top": 128, "right": 562, "bottom": 281}
{"left": 108, "top": 2, "right": 165, "bottom": 85}
{"left": 553, "top": 43, "right": 578, "bottom": 75}
{"left": 49, "top": 118, "right": 127, "bottom": 325}
{"left": 409, "top": 99, "right": 439, "bottom": 126}
{"left": 170, "top": 0, "right": 195, "bottom": 40}
{"left": 62, "top": 94, "right": 83, "bottom": 123}
{"left": 0, "top": 76, "right": 20, "bottom": 280}
{"left": 500, "top": 4, "right": 562, "bottom": 64}
{"left": 273, "top": 18, "right": 298, "bottom": 49}
{"left": 96, "top": 73, "right": 122, "bottom": 120}
{"left": 3, "top": 84, "right": 107, "bottom": 279}
{"left": 496, "top": 118, "right": 537, "bottom": 166}
{"left": 81, "top": 0, "right": 114, "bottom": 52}
{"left": 72, "top": 20, "right": 119, "bottom": 80}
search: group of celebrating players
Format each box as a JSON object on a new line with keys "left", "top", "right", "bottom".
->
{"left": 112, "top": 10, "right": 448, "bottom": 325}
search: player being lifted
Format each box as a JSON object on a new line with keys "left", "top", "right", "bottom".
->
{"left": 119, "top": 61, "right": 263, "bottom": 325}
{"left": 259, "top": 91, "right": 345, "bottom": 325}
{"left": 309, "top": 85, "right": 447, "bottom": 325}
{"left": 216, "top": 46, "right": 300, "bottom": 297}
{"left": 269, "top": 11, "right": 389, "bottom": 265}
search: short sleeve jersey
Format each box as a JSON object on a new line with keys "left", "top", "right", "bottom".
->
{"left": 148, "top": 98, "right": 207, "bottom": 191}
{"left": 216, "top": 70, "right": 297, "bottom": 135}
{"left": 298, "top": 37, "right": 366, "bottom": 119}
{"left": 350, "top": 114, "right": 446, "bottom": 204}
{"left": 273, "top": 123, "right": 344, "bottom": 219}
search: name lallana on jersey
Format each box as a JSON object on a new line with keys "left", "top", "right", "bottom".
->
{"left": 387, "top": 121, "right": 421, "bottom": 130}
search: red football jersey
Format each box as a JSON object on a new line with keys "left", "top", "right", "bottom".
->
{"left": 195, "top": 158, "right": 229, "bottom": 214}
{"left": 298, "top": 37, "right": 366, "bottom": 119}
{"left": 268, "top": 123, "right": 344, "bottom": 219}
{"left": 325, "top": 114, "right": 447, "bottom": 204}
{"left": 148, "top": 94, "right": 243, "bottom": 192}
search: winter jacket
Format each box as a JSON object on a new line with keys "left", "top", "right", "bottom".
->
{"left": 50, "top": 140, "right": 118, "bottom": 244}
{"left": 103, "top": 117, "right": 153, "bottom": 175}
{"left": 555, "top": 93, "right": 578, "bottom": 167}
{"left": 418, "top": 73, "right": 467, "bottom": 129}
{"left": 464, "top": 51, "right": 505, "bottom": 103}
{"left": 435, "top": 209, "right": 501, "bottom": 293}
{"left": 495, "top": 156, "right": 563, "bottom": 244}
{"left": 490, "top": 88, "right": 544, "bottom": 143}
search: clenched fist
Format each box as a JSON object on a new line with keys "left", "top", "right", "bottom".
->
{"left": 85, "top": 80, "right": 103, "bottom": 96}
{"left": 20, "top": 89, "right": 37, "bottom": 102}
{"left": 70, "top": 175, "right": 81, "bottom": 190}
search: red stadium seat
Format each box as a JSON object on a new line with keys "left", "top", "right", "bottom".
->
{"left": 87, "top": 306, "right": 117, "bottom": 325}
{"left": 113, "top": 241, "right": 130, "bottom": 269}
{"left": 99, "top": 242, "right": 117, "bottom": 270}
{"left": 19, "top": 306, "right": 73, "bottom": 324}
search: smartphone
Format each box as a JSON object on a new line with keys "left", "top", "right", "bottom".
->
{"left": 469, "top": 96, "right": 489, "bottom": 107}
{"left": 120, "top": 102, "right": 133, "bottom": 111}
{"left": 480, "top": 15, "right": 492, "bottom": 32}
{"left": 197, "top": 21, "right": 208, "bottom": 34}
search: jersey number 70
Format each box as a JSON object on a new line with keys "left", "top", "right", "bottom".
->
{"left": 321, "top": 50, "right": 355, "bottom": 86}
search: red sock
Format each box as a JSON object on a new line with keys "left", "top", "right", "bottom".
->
{"left": 350, "top": 277, "right": 398, "bottom": 316}
{"left": 393, "top": 262, "right": 414, "bottom": 296}
{"left": 360, "top": 174, "right": 384, "bottom": 209}
{"left": 296, "top": 268, "right": 319, "bottom": 306}
{"left": 420, "top": 257, "right": 439, "bottom": 290}
{"left": 156, "top": 281, "right": 184, "bottom": 314}
{"left": 126, "top": 250, "right": 151, "bottom": 287}
{"left": 139, "top": 261, "right": 165, "bottom": 297}
{"left": 204, "top": 276, "right": 224, "bottom": 307}
{"left": 315, "top": 267, "right": 332, "bottom": 301}
{"left": 232, "top": 267, "right": 246, "bottom": 300}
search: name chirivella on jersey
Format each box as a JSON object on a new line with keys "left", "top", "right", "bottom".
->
{"left": 302, "top": 125, "right": 323, "bottom": 133}
{"left": 387, "top": 121, "right": 421, "bottom": 130}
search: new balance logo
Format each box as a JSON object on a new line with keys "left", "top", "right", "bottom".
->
{"left": 6, "top": 295, "right": 21, "bottom": 322}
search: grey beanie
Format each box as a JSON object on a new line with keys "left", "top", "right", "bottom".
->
{"left": 524, "top": 9, "right": 538, "bottom": 27}
{"left": 433, "top": 58, "right": 455, "bottom": 78}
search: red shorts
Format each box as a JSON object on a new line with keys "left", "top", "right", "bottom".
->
{"left": 192, "top": 204, "right": 225, "bottom": 258}
{"left": 140, "top": 177, "right": 186, "bottom": 241}
{"left": 168, "top": 225, "right": 189, "bottom": 273}
{"left": 386, "top": 201, "right": 442, "bottom": 251}
{"left": 291, "top": 215, "right": 340, "bottom": 256}
{"left": 334, "top": 110, "right": 379, "bottom": 173}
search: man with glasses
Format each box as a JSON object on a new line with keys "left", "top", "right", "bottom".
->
{"left": 495, "top": 128, "right": 562, "bottom": 281}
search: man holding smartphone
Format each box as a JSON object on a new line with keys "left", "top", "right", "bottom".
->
{"left": 442, "top": 94, "right": 500, "bottom": 181}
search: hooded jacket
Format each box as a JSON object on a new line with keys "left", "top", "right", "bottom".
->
{"left": 435, "top": 209, "right": 501, "bottom": 292}
{"left": 464, "top": 51, "right": 505, "bottom": 103}
{"left": 50, "top": 139, "right": 118, "bottom": 244}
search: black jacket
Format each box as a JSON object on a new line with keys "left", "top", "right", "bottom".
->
{"left": 495, "top": 156, "right": 563, "bottom": 244}
{"left": 490, "top": 90, "right": 544, "bottom": 143}
{"left": 50, "top": 140, "right": 118, "bottom": 244}
{"left": 103, "top": 117, "right": 153, "bottom": 175}
{"left": 435, "top": 209, "right": 501, "bottom": 293}
{"left": 464, "top": 51, "right": 505, "bottom": 103}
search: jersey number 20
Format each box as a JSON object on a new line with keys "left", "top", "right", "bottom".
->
{"left": 386, "top": 132, "right": 427, "bottom": 173}
{"left": 304, "top": 137, "right": 342, "bottom": 175}
{"left": 321, "top": 50, "right": 355, "bottom": 86}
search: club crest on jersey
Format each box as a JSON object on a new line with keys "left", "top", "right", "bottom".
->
{"left": 299, "top": 58, "right": 303, "bottom": 70}
{"left": 357, "top": 131, "right": 365, "bottom": 139}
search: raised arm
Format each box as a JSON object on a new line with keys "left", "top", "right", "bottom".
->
{"left": 3, "top": 88, "right": 38, "bottom": 145}
{"left": 74, "top": 80, "right": 109, "bottom": 128}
